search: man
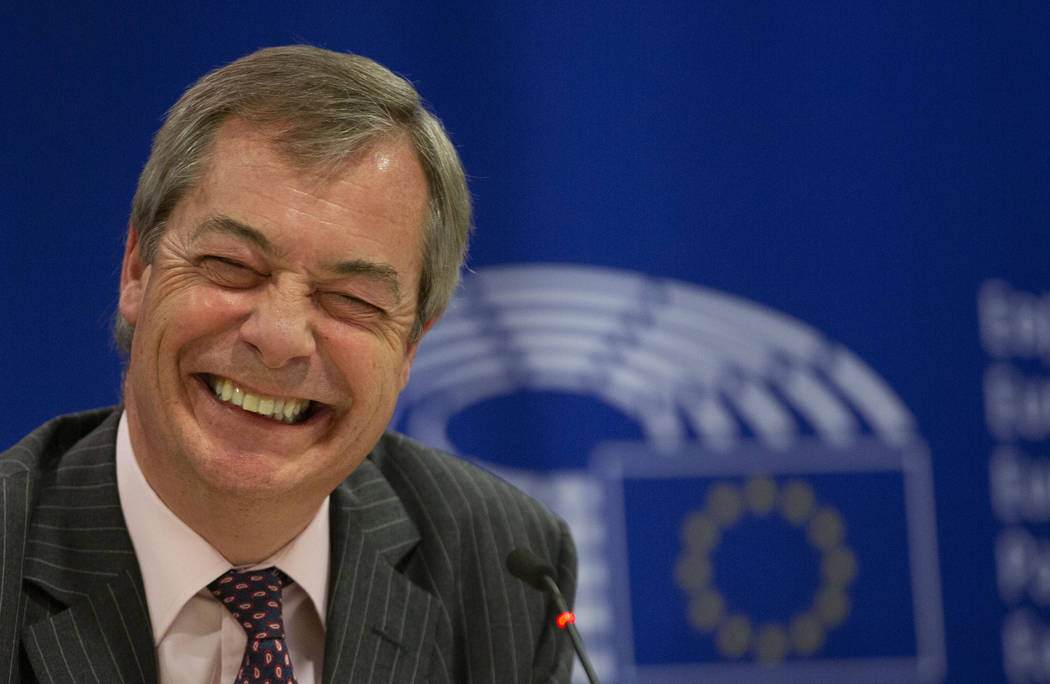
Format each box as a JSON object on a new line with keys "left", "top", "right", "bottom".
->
{"left": 1, "top": 46, "right": 576, "bottom": 683}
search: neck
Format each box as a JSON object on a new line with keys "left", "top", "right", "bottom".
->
{"left": 181, "top": 496, "right": 318, "bottom": 566}
{"left": 149, "top": 474, "right": 323, "bottom": 565}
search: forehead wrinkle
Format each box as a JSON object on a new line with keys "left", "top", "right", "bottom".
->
{"left": 191, "top": 215, "right": 286, "bottom": 258}
{"left": 323, "top": 259, "right": 403, "bottom": 304}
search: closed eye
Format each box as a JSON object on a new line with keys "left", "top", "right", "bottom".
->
{"left": 199, "top": 256, "right": 266, "bottom": 289}
{"left": 317, "top": 291, "right": 384, "bottom": 321}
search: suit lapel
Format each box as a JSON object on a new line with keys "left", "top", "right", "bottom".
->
{"left": 21, "top": 409, "right": 156, "bottom": 684}
{"left": 323, "top": 457, "right": 437, "bottom": 684}
{"left": 18, "top": 409, "right": 438, "bottom": 683}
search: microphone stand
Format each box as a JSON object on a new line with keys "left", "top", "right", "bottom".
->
{"left": 541, "top": 574, "right": 600, "bottom": 684}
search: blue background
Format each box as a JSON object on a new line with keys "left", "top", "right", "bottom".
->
{"left": 3, "top": 2, "right": 1048, "bottom": 681}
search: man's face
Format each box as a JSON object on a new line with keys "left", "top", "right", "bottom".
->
{"left": 119, "top": 118, "right": 429, "bottom": 512}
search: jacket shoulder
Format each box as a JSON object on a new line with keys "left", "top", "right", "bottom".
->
{"left": 367, "top": 431, "right": 578, "bottom": 681}
{"left": 0, "top": 406, "right": 118, "bottom": 479}
{"left": 367, "top": 431, "right": 576, "bottom": 590}
{"left": 369, "top": 431, "right": 568, "bottom": 541}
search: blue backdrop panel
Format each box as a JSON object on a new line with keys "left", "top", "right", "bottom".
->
{"left": 3, "top": 3, "right": 1049, "bottom": 682}
{"left": 623, "top": 473, "right": 913, "bottom": 663}
{"left": 590, "top": 439, "right": 940, "bottom": 682}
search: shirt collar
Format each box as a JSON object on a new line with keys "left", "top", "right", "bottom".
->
{"left": 115, "top": 410, "right": 330, "bottom": 645}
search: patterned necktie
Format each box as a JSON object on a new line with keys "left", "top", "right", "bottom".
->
{"left": 208, "top": 567, "right": 298, "bottom": 684}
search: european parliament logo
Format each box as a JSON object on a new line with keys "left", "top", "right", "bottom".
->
{"left": 392, "top": 264, "right": 946, "bottom": 683}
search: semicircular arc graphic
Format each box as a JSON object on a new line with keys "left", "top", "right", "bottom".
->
{"left": 395, "top": 263, "right": 917, "bottom": 460}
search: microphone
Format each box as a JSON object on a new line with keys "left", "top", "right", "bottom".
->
{"left": 506, "top": 548, "right": 600, "bottom": 684}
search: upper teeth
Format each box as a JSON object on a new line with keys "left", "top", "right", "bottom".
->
{"left": 209, "top": 376, "right": 310, "bottom": 423}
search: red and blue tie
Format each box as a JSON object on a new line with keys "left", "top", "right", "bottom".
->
{"left": 208, "top": 567, "right": 298, "bottom": 684}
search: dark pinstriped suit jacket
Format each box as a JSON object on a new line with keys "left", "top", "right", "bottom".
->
{"left": 0, "top": 407, "right": 577, "bottom": 683}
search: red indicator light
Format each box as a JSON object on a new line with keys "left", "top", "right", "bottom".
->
{"left": 556, "top": 611, "right": 576, "bottom": 629}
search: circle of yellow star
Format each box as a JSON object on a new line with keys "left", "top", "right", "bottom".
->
{"left": 675, "top": 476, "right": 857, "bottom": 663}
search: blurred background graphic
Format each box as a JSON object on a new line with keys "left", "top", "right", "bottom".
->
{"left": 3, "top": 3, "right": 1048, "bottom": 681}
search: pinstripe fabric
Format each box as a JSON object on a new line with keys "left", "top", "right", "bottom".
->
{"left": 328, "top": 432, "right": 578, "bottom": 683}
{"left": 2, "top": 408, "right": 577, "bottom": 683}
{"left": 2, "top": 407, "right": 152, "bottom": 684}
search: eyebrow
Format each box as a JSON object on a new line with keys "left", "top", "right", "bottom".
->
{"left": 193, "top": 215, "right": 281, "bottom": 256}
{"left": 194, "top": 214, "right": 402, "bottom": 303}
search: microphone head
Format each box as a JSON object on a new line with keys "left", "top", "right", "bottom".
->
{"left": 506, "top": 547, "right": 556, "bottom": 591}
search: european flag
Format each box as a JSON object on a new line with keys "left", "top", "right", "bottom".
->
{"left": 597, "top": 439, "right": 940, "bottom": 682}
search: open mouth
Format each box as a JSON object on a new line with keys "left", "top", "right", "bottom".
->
{"left": 203, "top": 374, "right": 321, "bottom": 424}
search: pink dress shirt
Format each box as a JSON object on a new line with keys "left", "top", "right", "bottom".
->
{"left": 115, "top": 412, "right": 329, "bottom": 684}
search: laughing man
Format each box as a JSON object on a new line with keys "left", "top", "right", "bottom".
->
{"left": 1, "top": 46, "right": 576, "bottom": 684}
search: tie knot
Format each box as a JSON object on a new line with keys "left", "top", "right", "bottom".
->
{"left": 208, "top": 567, "right": 289, "bottom": 640}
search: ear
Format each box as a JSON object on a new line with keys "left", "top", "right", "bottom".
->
{"left": 118, "top": 225, "right": 149, "bottom": 326}
{"left": 399, "top": 318, "right": 436, "bottom": 390}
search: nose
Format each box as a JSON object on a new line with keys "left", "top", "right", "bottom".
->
{"left": 239, "top": 283, "right": 316, "bottom": 368}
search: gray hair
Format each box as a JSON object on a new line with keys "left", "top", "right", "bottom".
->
{"left": 116, "top": 45, "right": 472, "bottom": 350}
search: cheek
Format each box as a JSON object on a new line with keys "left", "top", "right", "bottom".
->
{"left": 134, "top": 285, "right": 254, "bottom": 374}
{"left": 396, "top": 353, "right": 414, "bottom": 390}
{"left": 326, "top": 335, "right": 412, "bottom": 393}
{"left": 158, "top": 285, "right": 251, "bottom": 333}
